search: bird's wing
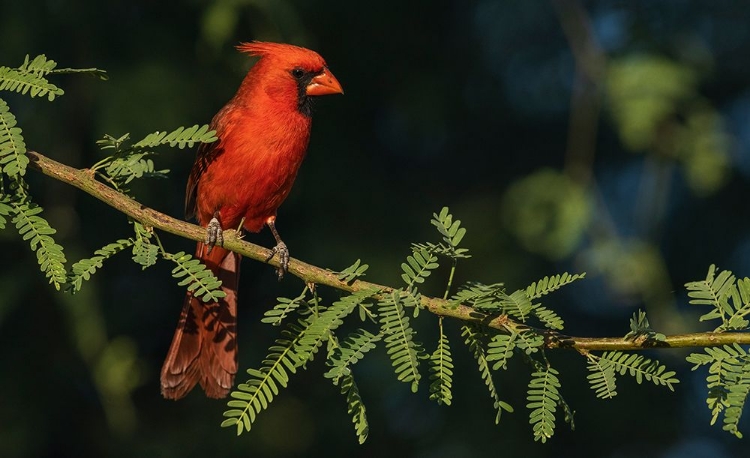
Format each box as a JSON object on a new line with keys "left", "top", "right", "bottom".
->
{"left": 184, "top": 105, "right": 234, "bottom": 221}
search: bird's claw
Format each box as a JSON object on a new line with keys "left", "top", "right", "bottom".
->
{"left": 205, "top": 217, "right": 224, "bottom": 253}
{"left": 265, "top": 241, "right": 289, "bottom": 280}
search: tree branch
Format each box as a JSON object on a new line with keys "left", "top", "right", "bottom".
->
{"left": 26, "top": 150, "right": 750, "bottom": 351}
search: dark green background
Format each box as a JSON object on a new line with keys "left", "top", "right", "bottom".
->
{"left": 2, "top": 1, "right": 749, "bottom": 457}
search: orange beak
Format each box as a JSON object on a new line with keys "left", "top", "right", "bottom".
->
{"left": 306, "top": 67, "right": 344, "bottom": 96}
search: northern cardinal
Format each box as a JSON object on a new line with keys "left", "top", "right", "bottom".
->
{"left": 160, "top": 42, "right": 343, "bottom": 399}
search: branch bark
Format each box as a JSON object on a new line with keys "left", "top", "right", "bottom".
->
{"left": 25, "top": 150, "right": 750, "bottom": 351}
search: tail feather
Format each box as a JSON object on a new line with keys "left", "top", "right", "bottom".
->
{"left": 161, "top": 243, "right": 240, "bottom": 399}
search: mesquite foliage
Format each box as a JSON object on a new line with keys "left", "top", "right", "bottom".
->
{"left": 3, "top": 53, "right": 749, "bottom": 444}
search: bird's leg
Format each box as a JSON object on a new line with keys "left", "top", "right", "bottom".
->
{"left": 265, "top": 216, "right": 289, "bottom": 280}
{"left": 205, "top": 211, "right": 224, "bottom": 254}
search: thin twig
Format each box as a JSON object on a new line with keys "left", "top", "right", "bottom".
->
{"left": 25, "top": 150, "right": 750, "bottom": 351}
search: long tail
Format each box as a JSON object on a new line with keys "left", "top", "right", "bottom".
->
{"left": 160, "top": 243, "right": 240, "bottom": 399}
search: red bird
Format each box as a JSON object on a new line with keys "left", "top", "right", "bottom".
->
{"left": 160, "top": 42, "right": 343, "bottom": 399}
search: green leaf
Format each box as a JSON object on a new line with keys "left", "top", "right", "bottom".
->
{"left": 130, "top": 221, "right": 158, "bottom": 269}
{"left": 602, "top": 351, "right": 678, "bottom": 391}
{"left": 0, "top": 98, "right": 28, "bottom": 177}
{"left": 428, "top": 322, "right": 454, "bottom": 406}
{"left": 462, "top": 324, "right": 513, "bottom": 424}
{"left": 68, "top": 238, "right": 134, "bottom": 292}
{"left": 525, "top": 272, "right": 586, "bottom": 300}
{"left": 515, "top": 330, "right": 544, "bottom": 354}
{"left": 132, "top": 238, "right": 158, "bottom": 269}
{"left": 95, "top": 133, "right": 130, "bottom": 151}
{"left": 687, "top": 344, "right": 750, "bottom": 437}
{"left": 723, "top": 278, "right": 750, "bottom": 331}
{"left": 502, "top": 289, "right": 533, "bottom": 322}
{"left": 93, "top": 125, "right": 215, "bottom": 195}
{"left": 295, "top": 289, "right": 378, "bottom": 367}
{"left": 0, "top": 193, "right": 11, "bottom": 229}
{"left": 222, "top": 322, "right": 304, "bottom": 435}
{"left": 261, "top": 288, "right": 309, "bottom": 325}
{"left": 532, "top": 306, "right": 565, "bottom": 331}
{"left": 378, "top": 291, "right": 424, "bottom": 392}
{"left": 10, "top": 198, "right": 67, "bottom": 289}
{"left": 624, "top": 309, "right": 666, "bottom": 342}
{"left": 337, "top": 259, "right": 369, "bottom": 283}
{"left": 18, "top": 54, "right": 58, "bottom": 75}
{"left": 105, "top": 154, "right": 169, "bottom": 185}
{"left": 427, "top": 207, "right": 471, "bottom": 259}
{"left": 167, "top": 251, "right": 226, "bottom": 303}
{"left": 0, "top": 55, "right": 64, "bottom": 101}
{"left": 586, "top": 356, "right": 617, "bottom": 399}
{"left": 527, "top": 367, "right": 561, "bottom": 443}
{"left": 486, "top": 332, "right": 518, "bottom": 371}
{"left": 338, "top": 373, "right": 370, "bottom": 444}
{"left": 401, "top": 247, "right": 439, "bottom": 289}
{"left": 325, "top": 329, "right": 381, "bottom": 383}
{"left": 134, "top": 124, "right": 217, "bottom": 149}
{"left": 450, "top": 282, "right": 507, "bottom": 311}
{"left": 685, "top": 264, "right": 737, "bottom": 328}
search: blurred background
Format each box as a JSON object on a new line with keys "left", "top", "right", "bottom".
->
{"left": 1, "top": 0, "right": 749, "bottom": 456}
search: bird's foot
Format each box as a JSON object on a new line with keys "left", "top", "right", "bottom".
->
{"left": 265, "top": 241, "right": 289, "bottom": 280}
{"left": 205, "top": 216, "right": 224, "bottom": 253}
{"left": 230, "top": 217, "right": 246, "bottom": 240}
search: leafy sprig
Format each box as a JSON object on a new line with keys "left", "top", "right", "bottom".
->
{"left": 325, "top": 329, "right": 382, "bottom": 384}
{"left": 0, "top": 55, "right": 64, "bottom": 101}
{"left": 686, "top": 264, "right": 750, "bottom": 331}
{"left": 262, "top": 288, "right": 311, "bottom": 325}
{"left": 167, "top": 251, "right": 227, "bottom": 303}
{"left": 687, "top": 343, "right": 750, "bottom": 438}
{"left": 68, "top": 238, "right": 134, "bottom": 292}
{"left": 463, "top": 324, "right": 514, "bottom": 423}
{"left": 378, "top": 291, "right": 425, "bottom": 392}
{"left": 338, "top": 373, "right": 370, "bottom": 444}
{"left": 222, "top": 321, "right": 304, "bottom": 435}
{"left": 91, "top": 125, "right": 216, "bottom": 195}
{"left": 400, "top": 247, "right": 439, "bottom": 289}
{"left": 412, "top": 207, "right": 471, "bottom": 260}
{"left": 428, "top": 319, "right": 454, "bottom": 406}
{"left": 10, "top": 198, "right": 67, "bottom": 289}
{"left": 586, "top": 351, "right": 678, "bottom": 399}
{"left": 0, "top": 193, "right": 11, "bottom": 229}
{"left": 625, "top": 309, "right": 666, "bottom": 343}
{"left": 527, "top": 367, "right": 561, "bottom": 443}
{"left": 0, "top": 99, "right": 28, "bottom": 177}
{"left": 337, "top": 258, "right": 369, "bottom": 283}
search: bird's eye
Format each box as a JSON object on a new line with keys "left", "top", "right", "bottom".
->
{"left": 291, "top": 68, "right": 305, "bottom": 79}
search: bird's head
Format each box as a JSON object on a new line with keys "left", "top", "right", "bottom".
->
{"left": 236, "top": 41, "right": 343, "bottom": 116}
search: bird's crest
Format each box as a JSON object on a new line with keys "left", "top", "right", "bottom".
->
{"left": 236, "top": 41, "right": 326, "bottom": 69}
